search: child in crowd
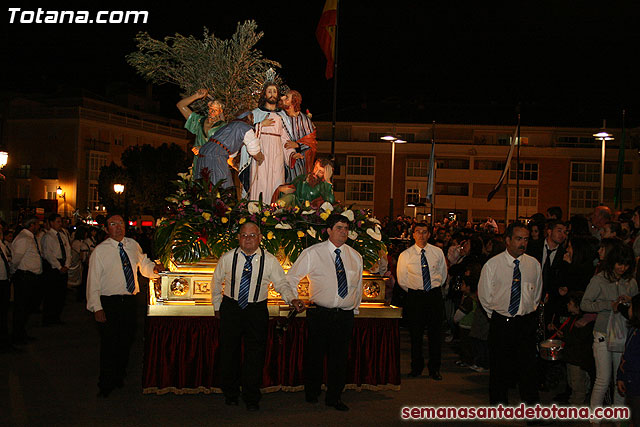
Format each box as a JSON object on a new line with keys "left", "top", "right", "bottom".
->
{"left": 554, "top": 292, "right": 595, "bottom": 405}
{"left": 617, "top": 294, "right": 640, "bottom": 426}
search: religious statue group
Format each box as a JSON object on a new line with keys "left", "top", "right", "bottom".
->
{"left": 177, "top": 83, "right": 334, "bottom": 208}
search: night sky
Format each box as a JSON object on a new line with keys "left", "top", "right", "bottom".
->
{"left": 3, "top": 1, "right": 640, "bottom": 127}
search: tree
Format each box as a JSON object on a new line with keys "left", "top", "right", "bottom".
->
{"left": 97, "top": 162, "right": 129, "bottom": 214}
{"left": 126, "top": 21, "right": 282, "bottom": 118}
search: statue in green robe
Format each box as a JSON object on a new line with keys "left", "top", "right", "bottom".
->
{"left": 274, "top": 158, "right": 334, "bottom": 208}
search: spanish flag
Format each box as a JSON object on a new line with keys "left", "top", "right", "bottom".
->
{"left": 316, "top": 0, "right": 338, "bottom": 79}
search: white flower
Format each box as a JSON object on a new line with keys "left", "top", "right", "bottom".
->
{"left": 248, "top": 201, "right": 260, "bottom": 214}
{"left": 366, "top": 228, "right": 382, "bottom": 241}
{"left": 275, "top": 223, "right": 292, "bottom": 230}
{"left": 302, "top": 210, "right": 316, "bottom": 215}
{"left": 165, "top": 197, "right": 179, "bottom": 204}
{"left": 369, "top": 218, "right": 381, "bottom": 225}
{"left": 341, "top": 210, "right": 355, "bottom": 222}
{"left": 320, "top": 201, "right": 333, "bottom": 212}
{"left": 177, "top": 172, "right": 191, "bottom": 181}
{"left": 348, "top": 230, "right": 358, "bottom": 240}
{"left": 307, "top": 228, "right": 317, "bottom": 238}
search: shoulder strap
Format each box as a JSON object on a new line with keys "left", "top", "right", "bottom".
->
{"left": 252, "top": 248, "right": 266, "bottom": 302}
{"left": 230, "top": 248, "right": 239, "bottom": 298}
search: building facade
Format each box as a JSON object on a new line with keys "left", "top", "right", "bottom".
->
{"left": 0, "top": 96, "right": 190, "bottom": 223}
{"left": 314, "top": 121, "right": 640, "bottom": 224}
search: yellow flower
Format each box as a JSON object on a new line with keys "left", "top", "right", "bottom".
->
{"left": 262, "top": 217, "right": 267, "bottom": 223}
{"left": 294, "top": 206, "right": 300, "bottom": 213}
{"left": 263, "top": 211, "right": 271, "bottom": 217}
{"left": 320, "top": 212, "right": 330, "bottom": 221}
{"left": 305, "top": 200, "right": 310, "bottom": 207}
{"left": 226, "top": 207, "right": 232, "bottom": 213}
{"left": 297, "top": 231, "right": 305, "bottom": 238}
{"left": 267, "top": 231, "right": 274, "bottom": 240}
{"left": 201, "top": 212, "right": 211, "bottom": 221}
{"left": 221, "top": 217, "right": 228, "bottom": 223}
{"left": 216, "top": 192, "right": 221, "bottom": 198}
{"left": 239, "top": 218, "right": 247, "bottom": 224}
{"left": 277, "top": 199, "right": 286, "bottom": 208}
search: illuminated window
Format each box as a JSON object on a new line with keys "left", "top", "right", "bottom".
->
{"left": 89, "top": 183, "right": 100, "bottom": 208}
{"left": 509, "top": 187, "right": 538, "bottom": 206}
{"left": 346, "top": 156, "right": 375, "bottom": 176}
{"left": 88, "top": 153, "right": 108, "bottom": 181}
{"left": 570, "top": 189, "right": 599, "bottom": 209}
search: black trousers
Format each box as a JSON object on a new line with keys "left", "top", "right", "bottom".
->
{"left": 0, "top": 279, "right": 10, "bottom": 347}
{"left": 219, "top": 296, "right": 268, "bottom": 404}
{"left": 488, "top": 311, "right": 539, "bottom": 405}
{"left": 405, "top": 287, "right": 444, "bottom": 374}
{"left": 43, "top": 269, "right": 67, "bottom": 324}
{"left": 98, "top": 295, "right": 137, "bottom": 391}
{"left": 304, "top": 306, "right": 354, "bottom": 405}
{"left": 12, "top": 270, "right": 41, "bottom": 341}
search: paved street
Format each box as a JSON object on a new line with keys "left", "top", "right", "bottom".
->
{"left": 1, "top": 290, "right": 618, "bottom": 426}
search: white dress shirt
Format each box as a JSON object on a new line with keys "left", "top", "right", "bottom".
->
{"left": 11, "top": 229, "right": 43, "bottom": 274}
{"left": 41, "top": 228, "right": 72, "bottom": 270}
{"left": 542, "top": 240, "right": 559, "bottom": 266}
{"left": 478, "top": 250, "right": 542, "bottom": 318}
{"left": 396, "top": 244, "right": 448, "bottom": 291}
{"left": 211, "top": 247, "right": 297, "bottom": 311}
{"left": 86, "top": 237, "right": 158, "bottom": 312}
{"left": 287, "top": 240, "right": 363, "bottom": 313}
{"left": 0, "top": 240, "right": 11, "bottom": 280}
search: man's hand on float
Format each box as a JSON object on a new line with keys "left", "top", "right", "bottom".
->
{"left": 291, "top": 299, "right": 306, "bottom": 313}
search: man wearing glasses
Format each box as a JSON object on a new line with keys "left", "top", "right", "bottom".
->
{"left": 86, "top": 214, "right": 163, "bottom": 397}
{"left": 212, "top": 221, "right": 304, "bottom": 411}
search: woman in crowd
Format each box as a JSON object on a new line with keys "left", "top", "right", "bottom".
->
{"left": 581, "top": 242, "right": 638, "bottom": 409}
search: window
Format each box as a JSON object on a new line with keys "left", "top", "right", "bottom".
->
{"left": 114, "top": 135, "right": 123, "bottom": 146}
{"left": 345, "top": 180, "right": 374, "bottom": 202}
{"left": 570, "top": 189, "right": 599, "bottom": 209}
{"left": 346, "top": 156, "right": 375, "bottom": 176}
{"left": 557, "top": 136, "right": 597, "bottom": 147}
{"left": 510, "top": 162, "right": 538, "bottom": 181}
{"left": 17, "top": 164, "right": 31, "bottom": 179}
{"left": 604, "top": 161, "right": 633, "bottom": 174}
{"left": 509, "top": 187, "right": 538, "bottom": 206}
{"left": 406, "top": 159, "right": 428, "bottom": 177}
{"left": 45, "top": 185, "right": 58, "bottom": 200}
{"left": 571, "top": 162, "right": 599, "bottom": 183}
{"left": 406, "top": 188, "right": 420, "bottom": 205}
{"left": 436, "top": 158, "right": 469, "bottom": 170}
{"left": 474, "top": 160, "right": 505, "bottom": 170}
{"left": 88, "top": 152, "right": 108, "bottom": 181}
{"left": 89, "top": 183, "right": 100, "bottom": 210}
{"left": 435, "top": 182, "right": 468, "bottom": 196}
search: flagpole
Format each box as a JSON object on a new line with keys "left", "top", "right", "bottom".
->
{"left": 430, "top": 121, "right": 436, "bottom": 225}
{"left": 515, "top": 113, "right": 521, "bottom": 221}
{"left": 330, "top": 0, "right": 340, "bottom": 159}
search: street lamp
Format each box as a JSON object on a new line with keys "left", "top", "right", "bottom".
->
{"left": 593, "top": 122, "right": 614, "bottom": 204}
{"left": 381, "top": 135, "right": 407, "bottom": 218}
{"left": 57, "top": 186, "right": 67, "bottom": 218}
{"left": 0, "top": 151, "right": 8, "bottom": 169}
{"left": 113, "top": 183, "right": 124, "bottom": 194}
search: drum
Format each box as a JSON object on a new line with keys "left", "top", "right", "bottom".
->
{"left": 539, "top": 339, "right": 564, "bottom": 361}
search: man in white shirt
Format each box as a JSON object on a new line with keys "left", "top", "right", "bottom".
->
{"left": 41, "top": 213, "right": 72, "bottom": 326}
{"left": 11, "top": 215, "right": 43, "bottom": 345}
{"left": 212, "top": 221, "right": 303, "bottom": 411}
{"left": 396, "top": 223, "right": 448, "bottom": 380}
{"left": 86, "top": 214, "right": 163, "bottom": 397}
{"left": 478, "top": 221, "right": 542, "bottom": 405}
{"left": 287, "top": 213, "right": 363, "bottom": 411}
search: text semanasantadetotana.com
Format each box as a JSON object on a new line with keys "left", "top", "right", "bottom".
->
{"left": 401, "top": 404, "right": 629, "bottom": 421}
{"left": 8, "top": 8, "right": 148, "bottom": 24}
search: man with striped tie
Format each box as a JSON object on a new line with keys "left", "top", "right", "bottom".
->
{"left": 287, "top": 213, "right": 363, "bottom": 411}
{"left": 397, "top": 223, "right": 448, "bottom": 381}
{"left": 212, "top": 221, "right": 304, "bottom": 411}
{"left": 478, "top": 221, "right": 542, "bottom": 405}
{"left": 86, "top": 214, "right": 163, "bottom": 397}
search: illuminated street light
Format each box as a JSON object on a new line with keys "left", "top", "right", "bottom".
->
{"left": 593, "top": 122, "right": 614, "bottom": 204}
{"left": 381, "top": 135, "right": 407, "bottom": 217}
{"left": 57, "top": 186, "right": 67, "bottom": 218}
{"left": 113, "top": 183, "right": 125, "bottom": 194}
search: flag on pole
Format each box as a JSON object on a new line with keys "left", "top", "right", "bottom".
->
{"left": 316, "top": 0, "right": 338, "bottom": 79}
{"left": 487, "top": 123, "right": 520, "bottom": 202}
{"left": 614, "top": 110, "right": 626, "bottom": 209}
{"left": 426, "top": 134, "right": 436, "bottom": 203}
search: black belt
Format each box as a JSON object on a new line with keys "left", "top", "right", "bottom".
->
{"left": 101, "top": 294, "right": 135, "bottom": 301}
{"left": 310, "top": 304, "right": 353, "bottom": 313}
{"left": 492, "top": 311, "right": 535, "bottom": 322}
{"left": 408, "top": 287, "right": 441, "bottom": 294}
{"left": 16, "top": 269, "right": 40, "bottom": 276}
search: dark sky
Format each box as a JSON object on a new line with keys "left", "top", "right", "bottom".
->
{"left": 3, "top": 1, "right": 640, "bottom": 127}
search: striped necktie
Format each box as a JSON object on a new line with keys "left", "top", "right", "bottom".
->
{"left": 118, "top": 242, "right": 136, "bottom": 294}
{"left": 335, "top": 248, "right": 348, "bottom": 299}
{"left": 421, "top": 248, "right": 431, "bottom": 292}
{"left": 57, "top": 232, "right": 67, "bottom": 266}
{"left": 508, "top": 259, "right": 521, "bottom": 316}
{"left": 238, "top": 253, "right": 255, "bottom": 309}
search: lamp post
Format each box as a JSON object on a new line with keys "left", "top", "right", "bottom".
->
{"left": 113, "top": 183, "right": 124, "bottom": 213}
{"left": 593, "top": 121, "right": 614, "bottom": 205}
{"left": 56, "top": 185, "right": 67, "bottom": 218}
{"left": 381, "top": 135, "right": 407, "bottom": 218}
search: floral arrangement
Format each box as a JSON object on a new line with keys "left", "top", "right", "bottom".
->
{"left": 155, "top": 170, "right": 386, "bottom": 270}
